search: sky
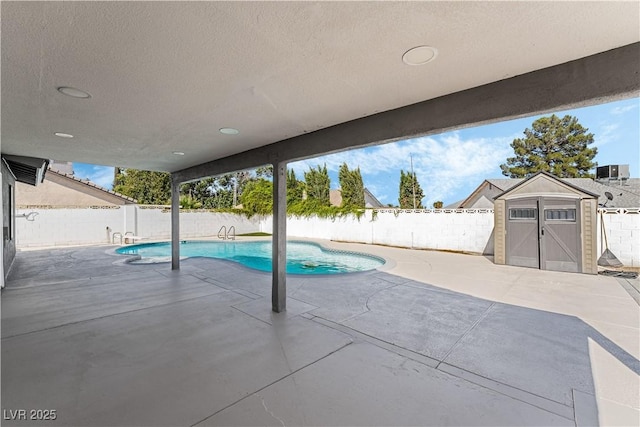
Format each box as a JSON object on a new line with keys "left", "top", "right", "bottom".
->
{"left": 73, "top": 97, "right": 639, "bottom": 207}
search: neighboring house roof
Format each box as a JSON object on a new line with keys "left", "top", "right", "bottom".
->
{"left": 455, "top": 175, "right": 640, "bottom": 209}
{"left": 16, "top": 168, "right": 137, "bottom": 207}
{"left": 329, "top": 188, "right": 384, "bottom": 208}
{"left": 364, "top": 188, "right": 384, "bottom": 208}
{"left": 564, "top": 178, "right": 640, "bottom": 208}
{"left": 485, "top": 178, "right": 525, "bottom": 190}
{"left": 455, "top": 179, "right": 521, "bottom": 209}
{"left": 593, "top": 177, "right": 640, "bottom": 197}
{"left": 470, "top": 195, "right": 495, "bottom": 209}
{"left": 49, "top": 160, "right": 74, "bottom": 175}
{"left": 443, "top": 199, "right": 465, "bottom": 209}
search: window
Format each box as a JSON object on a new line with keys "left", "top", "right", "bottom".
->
{"left": 509, "top": 208, "right": 536, "bottom": 220}
{"left": 545, "top": 209, "right": 576, "bottom": 221}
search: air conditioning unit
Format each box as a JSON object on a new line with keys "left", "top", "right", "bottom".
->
{"left": 596, "top": 164, "right": 630, "bottom": 179}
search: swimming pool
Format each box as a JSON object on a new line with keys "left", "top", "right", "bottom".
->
{"left": 115, "top": 240, "right": 385, "bottom": 274}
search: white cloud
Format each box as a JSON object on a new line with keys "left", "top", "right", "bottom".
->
{"left": 594, "top": 123, "right": 620, "bottom": 147}
{"left": 610, "top": 104, "right": 637, "bottom": 115}
{"left": 289, "top": 132, "right": 512, "bottom": 206}
{"left": 77, "top": 165, "right": 115, "bottom": 189}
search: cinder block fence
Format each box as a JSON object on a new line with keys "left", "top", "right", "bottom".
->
{"left": 16, "top": 206, "right": 639, "bottom": 267}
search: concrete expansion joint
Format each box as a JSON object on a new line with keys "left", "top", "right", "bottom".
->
{"left": 310, "top": 316, "right": 439, "bottom": 367}
{"left": 190, "top": 340, "right": 353, "bottom": 427}
{"left": 310, "top": 314, "right": 577, "bottom": 421}
{"left": 437, "top": 302, "right": 497, "bottom": 369}
{"left": 1, "top": 289, "right": 226, "bottom": 341}
{"left": 438, "top": 362, "right": 575, "bottom": 421}
{"left": 229, "top": 305, "right": 273, "bottom": 326}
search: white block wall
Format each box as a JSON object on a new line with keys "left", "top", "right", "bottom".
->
{"left": 16, "top": 207, "right": 261, "bottom": 248}
{"left": 135, "top": 208, "right": 260, "bottom": 239}
{"left": 16, "top": 208, "right": 123, "bottom": 247}
{"left": 15, "top": 206, "right": 639, "bottom": 267}
{"left": 260, "top": 209, "right": 496, "bottom": 254}
{"left": 261, "top": 209, "right": 639, "bottom": 266}
{"left": 597, "top": 211, "right": 640, "bottom": 267}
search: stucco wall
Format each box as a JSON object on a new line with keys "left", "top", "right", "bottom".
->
{"left": 2, "top": 161, "right": 16, "bottom": 281}
{"left": 15, "top": 176, "right": 126, "bottom": 207}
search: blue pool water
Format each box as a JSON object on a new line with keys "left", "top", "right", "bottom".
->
{"left": 115, "top": 240, "right": 385, "bottom": 274}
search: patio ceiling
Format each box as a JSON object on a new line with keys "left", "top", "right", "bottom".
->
{"left": 2, "top": 1, "right": 639, "bottom": 173}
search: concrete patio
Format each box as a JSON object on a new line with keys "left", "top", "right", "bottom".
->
{"left": 2, "top": 241, "right": 639, "bottom": 426}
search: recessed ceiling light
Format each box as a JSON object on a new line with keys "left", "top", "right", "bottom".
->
{"left": 54, "top": 132, "right": 74, "bottom": 138}
{"left": 172, "top": 151, "right": 185, "bottom": 156}
{"left": 402, "top": 46, "right": 438, "bottom": 66}
{"left": 219, "top": 127, "right": 239, "bottom": 135}
{"left": 57, "top": 86, "right": 92, "bottom": 99}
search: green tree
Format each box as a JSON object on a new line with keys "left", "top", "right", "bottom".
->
{"left": 114, "top": 169, "right": 171, "bottom": 204}
{"left": 256, "top": 165, "right": 274, "bottom": 179}
{"left": 206, "top": 175, "right": 235, "bottom": 209}
{"left": 500, "top": 114, "right": 597, "bottom": 178}
{"left": 241, "top": 179, "right": 273, "bottom": 215}
{"left": 114, "top": 166, "right": 271, "bottom": 208}
{"left": 432, "top": 201, "right": 443, "bottom": 209}
{"left": 286, "top": 169, "right": 304, "bottom": 204}
{"left": 398, "top": 170, "right": 424, "bottom": 209}
{"left": 338, "top": 163, "right": 365, "bottom": 208}
{"left": 202, "top": 172, "right": 252, "bottom": 209}
{"left": 179, "top": 194, "right": 203, "bottom": 209}
{"left": 180, "top": 178, "right": 215, "bottom": 205}
{"left": 304, "top": 164, "right": 330, "bottom": 206}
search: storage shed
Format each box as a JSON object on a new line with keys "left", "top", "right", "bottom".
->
{"left": 494, "top": 171, "right": 599, "bottom": 274}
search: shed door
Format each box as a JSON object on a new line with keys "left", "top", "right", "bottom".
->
{"left": 541, "top": 199, "right": 581, "bottom": 273}
{"left": 506, "top": 197, "right": 581, "bottom": 272}
{"left": 506, "top": 198, "right": 540, "bottom": 268}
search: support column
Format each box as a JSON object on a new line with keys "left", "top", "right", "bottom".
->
{"left": 1, "top": 171, "right": 4, "bottom": 289}
{"left": 272, "top": 161, "right": 287, "bottom": 312}
{"left": 171, "top": 176, "right": 180, "bottom": 270}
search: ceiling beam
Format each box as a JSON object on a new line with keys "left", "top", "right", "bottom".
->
{"left": 173, "top": 42, "right": 639, "bottom": 184}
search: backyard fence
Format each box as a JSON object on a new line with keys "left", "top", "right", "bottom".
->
{"left": 15, "top": 206, "right": 261, "bottom": 248}
{"left": 260, "top": 209, "right": 496, "bottom": 254}
{"left": 15, "top": 206, "right": 639, "bottom": 267}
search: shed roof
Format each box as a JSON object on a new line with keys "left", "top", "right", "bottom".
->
{"left": 496, "top": 171, "right": 600, "bottom": 200}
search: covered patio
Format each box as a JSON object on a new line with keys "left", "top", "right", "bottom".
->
{"left": 2, "top": 2, "right": 639, "bottom": 426}
{"left": 3, "top": 242, "right": 639, "bottom": 426}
